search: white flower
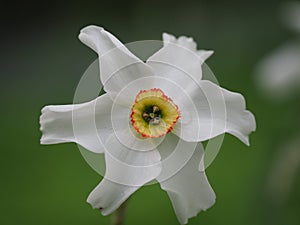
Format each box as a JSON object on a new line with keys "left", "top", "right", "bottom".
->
{"left": 40, "top": 25, "right": 256, "bottom": 224}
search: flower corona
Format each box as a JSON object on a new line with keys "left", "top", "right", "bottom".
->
{"left": 130, "top": 88, "right": 180, "bottom": 138}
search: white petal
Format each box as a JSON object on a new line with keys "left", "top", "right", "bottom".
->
{"left": 87, "top": 133, "right": 161, "bottom": 214}
{"left": 158, "top": 143, "right": 216, "bottom": 224}
{"left": 163, "top": 33, "right": 196, "bottom": 52}
{"left": 197, "top": 50, "right": 214, "bottom": 62}
{"left": 173, "top": 80, "right": 256, "bottom": 145}
{"left": 156, "top": 133, "right": 198, "bottom": 183}
{"left": 79, "top": 25, "right": 154, "bottom": 93}
{"left": 104, "top": 134, "right": 161, "bottom": 185}
{"left": 40, "top": 94, "right": 113, "bottom": 153}
{"left": 87, "top": 179, "right": 138, "bottom": 216}
{"left": 147, "top": 32, "right": 213, "bottom": 85}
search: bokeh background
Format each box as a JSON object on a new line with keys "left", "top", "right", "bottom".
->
{"left": 1, "top": 0, "right": 299, "bottom": 225}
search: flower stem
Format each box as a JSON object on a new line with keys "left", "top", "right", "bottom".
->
{"left": 112, "top": 201, "right": 128, "bottom": 225}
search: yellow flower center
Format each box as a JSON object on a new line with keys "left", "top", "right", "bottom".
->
{"left": 130, "top": 88, "right": 180, "bottom": 138}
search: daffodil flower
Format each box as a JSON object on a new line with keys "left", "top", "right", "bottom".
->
{"left": 40, "top": 25, "right": 256, "bottom": 224}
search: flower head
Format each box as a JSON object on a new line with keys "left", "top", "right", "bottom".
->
{"left": 40, "top": 25, "right": 256, "bottom": 224}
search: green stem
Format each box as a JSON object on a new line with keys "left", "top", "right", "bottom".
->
{"left": 112, "top": 201, "right": 128, "bottom": 225}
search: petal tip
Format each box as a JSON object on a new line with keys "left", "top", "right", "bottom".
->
{"left": 78, "top": 25, "right": 106, "bottom": 52}
{"left": 198, "top": 50, "right": 214, "bottom": 62}
{"left": 79, "top": 25, "right": 104, "bottom": 35}
{"left": 162, "top": 32, "right": 176, "bottom": 43}
{"left": 86, "top": 194, "right": 101, "bottom": 210}
{"left": 40, "top": 137, "right": 46, "bottom": 145}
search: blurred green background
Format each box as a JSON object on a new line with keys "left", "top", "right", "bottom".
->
{"left": 1, "top": 0, "right": 300, "bottom": 225}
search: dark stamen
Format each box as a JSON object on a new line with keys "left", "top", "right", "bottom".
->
{"left": 153, "top": 105, "right": 160, "bottom": 113}
{"left": 142, "top": 105, "right": 161, "bottom": 124}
